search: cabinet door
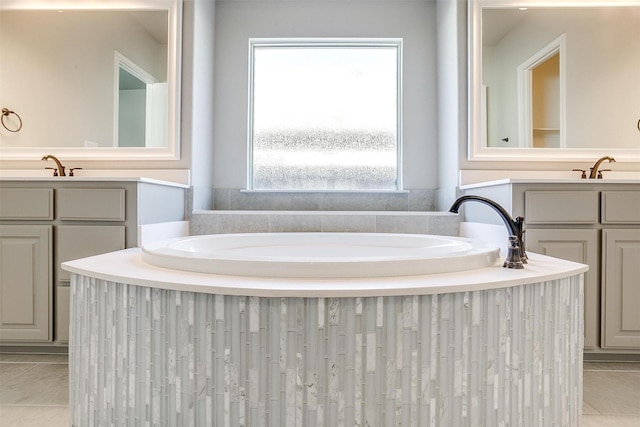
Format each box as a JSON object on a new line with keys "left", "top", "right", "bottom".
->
{"left": 0, "top": 225, "right": 52, "bottom": 342}
{"left": 527, "top": 229, "right": 598, "bottom": 349}
{"left": 602, "top": 229, "right": 640, "bottom": 349}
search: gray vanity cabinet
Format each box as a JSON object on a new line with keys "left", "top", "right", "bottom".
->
{"left": 600, "top": 193, "right": 640, "bottom": 351}
{"left": 462, "top": 181, "right": 640, "bottom": 356}
{"left": 0, "top": 179, "right": 186, "bottom": 348}
{"left": 524, "top": 190, "right": 601, "bottom": 349}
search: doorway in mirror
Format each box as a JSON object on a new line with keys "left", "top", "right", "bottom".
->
{"left": 115, "top": 52, "right": 167, "bottom": 148}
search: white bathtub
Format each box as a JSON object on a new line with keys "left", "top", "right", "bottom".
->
{"left": 141, "top": 232, "right": 500, "bottom": 278}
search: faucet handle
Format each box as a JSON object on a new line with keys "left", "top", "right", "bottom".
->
{"left": 69, "top": 167, "right": 83, "bottom": 177}
{"left": 503, "top": 235, "right": 525, "bottom": 269}
{"left": 45, "top": 167, "right": 58, "bottom": 176}
{"left": 572, "top": 169, "right": 587, "bottom": 179}
{"left": 597, "top": 169, "right": 611, "bottom": 179}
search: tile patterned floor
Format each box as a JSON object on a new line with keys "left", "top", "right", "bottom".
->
{"left": 0, "top": 354, "right": 69, "bottom": 427}
{"left": 0, "top": 354, "right": 638, "bottom": 426}
{"left": 582, "top": 362, "right": 640, "bottom": 427}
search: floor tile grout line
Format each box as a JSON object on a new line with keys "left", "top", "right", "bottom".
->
{"left": 0, "top": 404, "right": 69, "bottom": 408}
{"left": 0, "top": 362, "right": 68, "bottom": 365}
{"left": 589, "top": 413, "right": 640, "bottom": 417}
{"left": 582, "top": 399, "right": 603, "bottom": 416}
{"left": 582, "top": 414, "right": 640, "bottom": 420}
{"left": 5, "top": 363, "right": 42, "bottom": 377}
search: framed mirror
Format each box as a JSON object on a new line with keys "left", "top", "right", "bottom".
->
{"left": 0, "top": 0, "right": 182, "bottom": 160}
{"left": 469, "top": 0, "right": 640, "bottom": 162}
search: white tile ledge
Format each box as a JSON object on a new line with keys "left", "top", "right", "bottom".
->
{"left": 192, "top": 209, "right": 457, "bottom": 216}
{"left": 240, "top": 189, "right": 410, "bottom": 194}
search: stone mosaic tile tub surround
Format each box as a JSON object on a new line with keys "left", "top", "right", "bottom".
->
{"left": 69, "top": 274, "right": 583, "bottom": 426}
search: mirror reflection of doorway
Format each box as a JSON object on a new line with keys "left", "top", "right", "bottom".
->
{"left": 532, "top": 52, "right": 560, "bottom": 148}
{"left": 118, "top": 67, "right": 147, "bottom": 147}
{"left": 517, "top": 34, "right": 565, "bottom": 148}
{"left": 114, "top": 52, "right": 167, "bottom": 148}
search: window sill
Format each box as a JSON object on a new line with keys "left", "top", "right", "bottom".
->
{"left": 240, "top": 189, "right": 409, "bottom": 194}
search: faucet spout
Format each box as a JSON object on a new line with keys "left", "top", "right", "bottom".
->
{"left": 449, "top": 195, "right": 527, "bottom": 269}
{"left": 588, "top": 156, "right": 615, "bottom": 179}
{"left": 41, "top": 155, "right": 66, "bottom": 176}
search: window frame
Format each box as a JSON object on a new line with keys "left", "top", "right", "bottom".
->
{"left": 247, "top": 38, "right": 404, "bottom": 191}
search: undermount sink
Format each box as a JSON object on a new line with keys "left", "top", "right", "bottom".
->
{"left": 141, "top": 232, "right": 500, "bottom": 278}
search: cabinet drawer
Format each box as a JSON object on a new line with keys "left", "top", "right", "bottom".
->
{"left": 0, "top": 188, "right": 53, "bottom": 220}
{"left": 56, "top": 188, "right": 125, "bottom": 221}
{"left": 601, "top": 191, "right": 640, "bottom": 224}
{"left": 525, "top": 191, "right": 598, "bottom": 224}
{"left": 56, "top": 226, "right": 125, "bottom": 281}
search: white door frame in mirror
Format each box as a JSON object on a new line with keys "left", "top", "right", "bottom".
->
{"left": 0, "top": 0, "right": 182, "bottom": 161}
{"left": 114, "top": 51, "right": 165, "bottom": 148}
{"left": 517, "top": 34, "right": 565, "bottom": 149}
{"left": 468, "top": 0, "right": 640, "bottom": 162}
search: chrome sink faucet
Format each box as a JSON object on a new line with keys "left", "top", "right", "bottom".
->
{"left": 41, "top": 154, "right": 66, "bottom": 176}
{"left": 588, "top": 156, "right": 615, "bottom": 179}
{"left": 449, "top": 195, "right": 527, "bottom": 269}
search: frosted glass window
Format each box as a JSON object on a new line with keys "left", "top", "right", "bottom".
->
{"left": 249, "top": 40, "right": 402, "bottom": 190}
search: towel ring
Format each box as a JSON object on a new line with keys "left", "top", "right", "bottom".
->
{"left": 1, "top": 108, "right": 22, "bottom": 132}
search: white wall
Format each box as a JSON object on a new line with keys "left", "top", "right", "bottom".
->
{"left": 436, "top": 0, "right": 466, "bottom": 209}
{"left": 210, "top": 0, "right": 438, "bottom": 190}
{"left": 186, "top": 0, "right": 217, "bottom": 208}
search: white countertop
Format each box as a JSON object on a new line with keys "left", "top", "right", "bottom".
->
{"left": 460, "top": 178, "right": 640, "bottom": 190}
{"left": 0, "top": 175, "right": 188, "bottom": 188}
{"left": 459, "top": 169, "right": 640, "bottom": 187}
{"left": 0, "top": 168, "right": 190, "bottom": 187}
{"left": 62, "top": 248, "right": 588, "bottom": 298}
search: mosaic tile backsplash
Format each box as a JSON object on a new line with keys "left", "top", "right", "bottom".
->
{"left": 70, "top": 274, "right": 583, "bottom": 426}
